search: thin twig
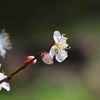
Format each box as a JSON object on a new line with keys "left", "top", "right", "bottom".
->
{"left": 0, "top": 43, "right": 54, "bottom": 83}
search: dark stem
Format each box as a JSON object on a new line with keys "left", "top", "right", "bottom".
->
{"left": 0, "top": 43, "right": 54, "bottom": 83}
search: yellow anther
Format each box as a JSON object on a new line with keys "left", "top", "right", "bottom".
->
{"left": 2, "top": 29, "right": 5, "bottom": 32}
{"left": 66, "top": 37, "right": 68, "bottom": 39}
{"left": 2, "top": 70, "right": 5, "bottom": 75}
{"left": 62, "top": 34, "right": 66, "bottom": 36}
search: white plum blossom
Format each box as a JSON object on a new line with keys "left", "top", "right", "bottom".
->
{"left": 41, "top": 52, "right": 53, "bottom": 64}
{"left": 49, "top": 31, "right": 69, "bottom": 62}
{"left": 0, "top": 73, "right": 10, "bottom": 91}
{"left": 0, "top": 29, "right": 12, "bottom": 58}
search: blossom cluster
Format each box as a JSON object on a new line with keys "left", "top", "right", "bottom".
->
{"left": 0, "top": 30, "right": 70, "bottom": 91}
{"left": 0, "top": 29, "right": 11, "bottom": 91}
{"left": 41, "top": 31, "right": 69, "bottom": 64}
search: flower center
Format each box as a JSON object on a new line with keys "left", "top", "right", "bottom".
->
{"left": 55, "top": 43, "right": 67, "bottom": 50}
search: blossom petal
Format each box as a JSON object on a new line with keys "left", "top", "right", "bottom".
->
{"left": 56, "top": 49, "right": 68, "bottom": 62}
{"left": 0, "top": 48, "right": 6, "bottom": 58}
{"left": 0, "top": 73, "right": 7, "bottom": 80}
{"left": 0, "top": 30, "right": 12, "bottom": 50}
{"left": 53, "top": 31, "right": 62, "bottom": 43}
{"left": 49, "top": 45, "right": 57, "bottom": 58}
{"left": 0, "top": 29, "right": 12, "bottom": 58}
{"left": 61, "top": 35, "right": 67, "bottom": 44}
{"left": 0, "top": 73, "right": 10, "bottom": 91}
{"left": 1, "top": 82, "right": 10, "bottom": 91}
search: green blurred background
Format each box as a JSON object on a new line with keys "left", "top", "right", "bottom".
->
{"left": 0, "top": 0, "right": 100, "bottom": 100}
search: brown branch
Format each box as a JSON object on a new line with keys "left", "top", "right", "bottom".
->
{"left": 0, "top": 43, "right": 54, "bottom": 83}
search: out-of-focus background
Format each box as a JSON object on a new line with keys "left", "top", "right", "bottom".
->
{"left": 0, "top": 0, "right": 100, "bottom": 100}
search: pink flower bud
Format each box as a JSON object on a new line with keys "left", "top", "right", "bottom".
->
{"left": 24, "top": 56, "right": 37, "bottom": 66}
{"left": 41, "top": 52, "right": 53, "bottom": 64}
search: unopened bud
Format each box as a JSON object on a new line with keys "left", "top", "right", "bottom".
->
{"left": 24, "top": 56, "right": 37, "bottom": 66}
{"left": 41, "top": 52, "right": 53, "bottom": 64}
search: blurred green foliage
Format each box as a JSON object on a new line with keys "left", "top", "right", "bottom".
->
{"left": 0, "top": 80, "right": 95, "bottom": 100}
